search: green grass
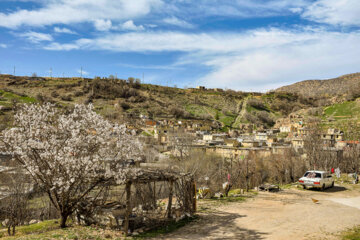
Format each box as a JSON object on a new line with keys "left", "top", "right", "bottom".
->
{"left": 324, "top": 101, "right": 360, "bottom": 118}
{"left": 342, "top": 226, "right": 360, "bottom": 240}
{"left": 133, "top": 216, "right": 198, "bottom": 239}
{"left": 0, "top": 90, "right": 37, "bottom": 105}
{"left": 0, "top": 219, "right": 59, "bottom": 238}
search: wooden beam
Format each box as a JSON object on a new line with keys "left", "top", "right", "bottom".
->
{"left": 167, "top": 180, "right": 174, "bottom": 219}
{"left": 124, "top": 181, "right": 132, "bottom": 237}
{"left": 192, "top": 180, "right": 197, "bottom": 213}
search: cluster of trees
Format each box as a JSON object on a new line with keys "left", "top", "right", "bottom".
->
{"left": 173, "top": 148, "right": 306, "bottom": 194}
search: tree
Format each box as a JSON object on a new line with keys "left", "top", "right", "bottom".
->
{"left": 0, "top": 172, "right": 30, "bottom": 236}
{"left": 2, "top": 104, "right": 143, "bottom": 228}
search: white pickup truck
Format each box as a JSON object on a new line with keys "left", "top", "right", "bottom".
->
{"left": 298, "top": 170, "right": 334, "bottom": 190}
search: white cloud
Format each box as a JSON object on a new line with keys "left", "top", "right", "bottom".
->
{"left": 165, "top": 0, "right": 310, "bottom": 18}
{"left": 94, "top": 19, "right": 112, "bottom": 31}
{"left": 163, "top": 16, "right": 194, "bottom": 28}
{"left": 19, "top": 31, "right": 53, "bottom": 43}
{"left": 43, "top": 28, "right": 360, "bottom": 91}
{"left": 0, "top": 0, "right": 163, "bottom": 28}
{"left": 117, "top": 20, "right": 144, "bottom": 31}
{"left": 54, "top": 27, "right": 76, "bottom": 34}
{"left": 0, "top": 43, "right": 7, "bottom": 48}
{"left": 77, "top": 68, "right": 89, "bottom": 76}
{"left": 302, "top": 0, "right": 360, "bottom": 26}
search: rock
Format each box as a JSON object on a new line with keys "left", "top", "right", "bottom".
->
{"left": 132, "top": 231, "right": 139, "bottom": 236}
{"left": 2, "top": 219, "right": 9, "bottom": 227}
{"left": 214, "top": 192, "right": 223, "bottom": 198}
{"left": 29, "top": 219, "right": 39, "bottom": 225}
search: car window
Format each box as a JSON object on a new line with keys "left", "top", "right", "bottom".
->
{"left": 304, "top": 172, "right": 321, "bottom": 178}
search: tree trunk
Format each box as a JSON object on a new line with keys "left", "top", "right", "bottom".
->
{"left": 60, "top": 213, "right": 69, "bottom": 228}
{"left": 124, "top": 182, "right": 132, "bottom": 237}
{"left": 12, "top": 225, "right": 15, "bottom": 236}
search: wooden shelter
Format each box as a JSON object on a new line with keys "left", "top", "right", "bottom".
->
{"left": 121, "top": 169, "right": 196, "bottom": 236}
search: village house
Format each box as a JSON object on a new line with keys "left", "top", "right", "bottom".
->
{"left": 154, "top": 127, "right": 169, "bottom": 144}
{"left": 224, "top": 138, "right": 241, "bottom": 147}
{"left": 291, "top": 137, "right": 305, "bottom": 149}
{"left": 241, "top": 140, "right": 261, "bottom": 148}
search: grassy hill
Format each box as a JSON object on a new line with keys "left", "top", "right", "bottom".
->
{"left": 276, "top": 73, "right": 360, "bottom": 99}
{"left": 0, "top": 75, "right": 317, "bottom": 131}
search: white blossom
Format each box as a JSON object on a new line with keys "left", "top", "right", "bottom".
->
{"left": 2, "top": 103, "right": 143, "bottom": 226}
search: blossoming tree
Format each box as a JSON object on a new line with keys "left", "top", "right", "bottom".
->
{"left": 2, "top": 104, "right": 143, "bottom": 228}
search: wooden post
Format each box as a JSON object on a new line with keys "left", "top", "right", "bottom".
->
{"left": 153, "top": 181, "right": 156, "bottom": 209}
{"left": 193, "top": 180, "right": 197, "bottom": 213}
{"left": 167, "top": 180, "right": 174, "bottom": 219}
{"left": 124, "top": 181, "right": 132, "bottom": 237}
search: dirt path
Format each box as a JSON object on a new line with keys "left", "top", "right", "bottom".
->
{"left": 160, "top": 185, "right": 360, "bottom": 240}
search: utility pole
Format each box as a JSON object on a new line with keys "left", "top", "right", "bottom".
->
{"left": 13, "top": 66, "right": 16, "bottom": 76}
{"left": 62, "top": 72, "right": 65, "bottom": 78}
{"left": 50, "top": 67, "right": 53, "bottom": 79}
{"left": 142, "top": 72, "right": 144, "bottom": 84}
{"left": 80, "top": 67, "right": 83, "bottom": 79}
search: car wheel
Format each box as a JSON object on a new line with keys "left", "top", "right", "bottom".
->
{"left": 321, "top": 184, "right": 325, "bottom": 191}
{"left": 331, "top": 181, "right": 334, "bottom": 188}
{"left": 302, "top": 185, "right": 306, "bottom": 189}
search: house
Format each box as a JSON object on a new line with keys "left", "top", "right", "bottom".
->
{"left": 196, "top": 86, "right": 206, "bottom": 90}
{"left": 298, "top": 127, "right": 311, "bottom": 136}
{"left": 336, "top": 140, "right": 360, "bottom": 149}
{"left": 242, "top": 140, "right": 261, "bottom": 148}
{"left": 154, "top": 127, "right": 169, "bottom": 144}
{"left": 291, "top": 138, "right": 305, "bottom": 148}
{"left": 224, "top": 138, "right": 241, "bottom": 147}
{"left": 255, "top": 132, "right": 268, "bottom": 141}
{"left": 280, "top": 125, "right": 297, "bottom": 133}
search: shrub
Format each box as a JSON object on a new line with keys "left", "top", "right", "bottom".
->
{"left": 51, "top": 91, "right": 59, "bottom": 98}
{"left": 120, "top": 102, "right": 131, "bottom": 110}
{"left": 74, "top": 91, "right": 84, "bottom": 97}
{"left": 247, "top": 98, "right": 266, "bottom": 110}
{"left": 61, "top": 95, "right": 73, "bottom": 101}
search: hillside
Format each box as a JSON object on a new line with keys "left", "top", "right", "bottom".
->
{"left": 0, "top": 75, "right": 316, "bottom": 131}
{"left": 276, "top": 73, "right": 360, "bottom": 98}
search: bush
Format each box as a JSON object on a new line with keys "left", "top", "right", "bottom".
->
{"left": 61, "top": 95, "right": 73, "bottom": 101}
{"left": 120, "top": 102, "right": 130, "bottom": 110}
{"left": 256, "top": 111, "right": 274, "bottom": 126}
{"left": 247, "top": 98, "right": 266, "bottom": 110}
{"left": 170, "top": 106, "right": 186, "bottom": 118}
{"left": 74, "top": 91, "right": 84, "bottom": 97}
{"left": 51, "top": 91, "right": 59, "bottom": 98}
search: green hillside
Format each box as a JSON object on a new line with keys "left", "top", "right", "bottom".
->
{"left": 0, "top": 75, "right": 317, "bottom": 131}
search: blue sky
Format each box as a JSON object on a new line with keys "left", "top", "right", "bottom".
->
{"left": 0, "top": 0, "right": 359, "bottom": 91}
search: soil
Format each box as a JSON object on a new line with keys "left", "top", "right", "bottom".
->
{"left": 158, "top": 185, "right": 360, "bottom": 240}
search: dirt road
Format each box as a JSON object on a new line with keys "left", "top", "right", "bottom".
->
{"left": 160, "top": 185, "right": 360, "bottom": 240}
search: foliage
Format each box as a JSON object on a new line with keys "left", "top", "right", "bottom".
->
{"left": 342, "top": 226, "right": 360, "bottom": 240}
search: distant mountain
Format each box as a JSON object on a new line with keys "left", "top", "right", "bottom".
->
{"left": 275, "top": 73, "right": 360, "bottom": 98}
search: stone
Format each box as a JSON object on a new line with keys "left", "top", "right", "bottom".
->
{"left": 29, "top": 219, "right": 38, "bottom": 225}
{"left": 2, "top": 219, "right": 9, "bottom": 227}
{"left": 214, "top": 192, "right": 223, "bottom": 198}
